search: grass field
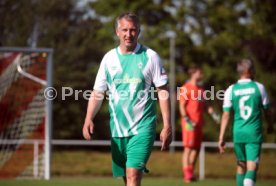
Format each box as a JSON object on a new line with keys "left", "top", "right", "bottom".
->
{"left": 1, "top": 150, "right": 275, "bottom": 186}
{"left": 1, "top": 178, "right": 276, "bottom": 186}
{"left": 52, "top": 150, "right": 276, "bottom": 179}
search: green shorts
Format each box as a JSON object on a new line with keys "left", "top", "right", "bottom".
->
{"left": 111, "top": 132, "right": 155, "bottom": 177}
{"left": 234, "top": 143, "right": 262, "bottom": 163}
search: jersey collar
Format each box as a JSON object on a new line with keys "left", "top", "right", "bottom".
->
{"left": 238, "top": 78, "right": 252, "bottom": 83}
{"left": 117, "top": 43, "right": 141, "bottom": 55}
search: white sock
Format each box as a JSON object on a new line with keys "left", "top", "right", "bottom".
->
{"left": 244, "top": 178, "right": 255, "bottom": 186}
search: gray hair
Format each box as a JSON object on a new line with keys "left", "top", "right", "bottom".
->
{"left": 237, "top": 59, "right": 255, "bottom": 76}
{"left": 115, "top": 12, "right": 140, "bottom": 29}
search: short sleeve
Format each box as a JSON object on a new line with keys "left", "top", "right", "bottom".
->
{"left": 223, "top": 85, "right": 233, "bottom": 112}
{"left": 93, "top": 56, "right": 107, "bottom": 92}
{"left": 256, "top": 83, "right": 270, "bottom": 109}
{"left": 151, "top": 53, "right": 168, "bottom": 87}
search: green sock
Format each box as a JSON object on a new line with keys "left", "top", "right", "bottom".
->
{"left": 236, "top": 173, "right": 245, "bottom": 186}
{"left": 245, "top": 170, "right": 256, "bottom": 182}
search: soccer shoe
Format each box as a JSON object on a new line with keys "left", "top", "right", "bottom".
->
{"left": 184, "top": 177, "right": 197, "bottom": 184}
{"left": 184, "top": 179, "right": 192, "bottom": 183}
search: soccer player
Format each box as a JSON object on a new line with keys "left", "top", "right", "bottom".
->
{"left": 82, "top": 12, "right": 172, "bottom": 186}
{"left": 179, "top": 66, "right": 220, "bottom": 183}
{"left": 219, "top": 59, "right": 271, "bottom": 186}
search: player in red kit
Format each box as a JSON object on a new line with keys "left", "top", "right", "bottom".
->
{"left": 179, "top": 66, "right": 220, "bottom": 183}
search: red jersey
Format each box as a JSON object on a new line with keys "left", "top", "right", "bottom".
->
{"left": 179, "top": 82, "right": 205, "bottom": 125}
{"left": 179, "top": 82, "right": 205, "bottom": 148}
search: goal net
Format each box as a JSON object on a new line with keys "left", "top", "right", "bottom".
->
{"left": 0, "top": 48, "right": 53, "bottom": 179}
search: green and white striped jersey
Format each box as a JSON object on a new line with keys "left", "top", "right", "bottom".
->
{"left": 223, "top": 79, "right": 269, "bottom": 143}
{"left": 93, "top": 44, "right": 168, "bottom": 137}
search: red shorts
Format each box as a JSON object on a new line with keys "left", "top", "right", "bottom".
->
{"left": 181, "top": 120, "right": 202, "bottom": 149}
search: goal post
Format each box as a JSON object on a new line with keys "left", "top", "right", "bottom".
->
{"left": 0, "top": 47, "right": 53, "bottom": 180}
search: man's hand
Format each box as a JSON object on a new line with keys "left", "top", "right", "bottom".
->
{"left": 82, "top": 118, "right": 94, "bottom": 140}
{"left": 160, "top": 126, "right": 172, "bottom": 151}
{"left": 184, "top": 116, "right": 196, "bottom": 129}
{"left": 218, "top": 140, "right": 226, "bottom": 154}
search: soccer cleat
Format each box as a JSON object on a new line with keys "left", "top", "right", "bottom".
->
{"left": 184, "top": 177, "right": 197, "bottom": 184}
{"left": 184, "top": 179, "right": 191, "bottom": 183}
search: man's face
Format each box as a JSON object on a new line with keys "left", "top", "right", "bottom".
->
{"left": 116, "top": 18, "right": 140, "bottom": 49}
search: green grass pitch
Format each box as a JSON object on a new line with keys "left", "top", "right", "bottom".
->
{"left": 0, "top": 178, "right": 275, "bottom": 186}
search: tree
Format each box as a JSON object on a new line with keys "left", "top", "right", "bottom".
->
{"left": 0, "top": 0, "right": 275, "bottom": 141}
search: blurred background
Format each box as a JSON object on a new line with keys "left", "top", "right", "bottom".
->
{"left": 0, "top": 0, "right": 276, "bottom": 182}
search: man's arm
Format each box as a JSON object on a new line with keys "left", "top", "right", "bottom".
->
{"left": 218, "top": 111, "right": 230, "bottom": 153}
{"left": 259, "top": 84, "right": 273, "bottom": 134}
{"left": 157, "top": 86, "right": 172, "bottom": 151}
{"left": 207, "top": 106, "right": 220, "bottom": 124}
{"left": 218, "top": 85, "right": 232, "bottom": 153}
{"left": 179, "top": 99, "right": 187, "bottom": 118}
{"left": 82, "top": 90, "right": 104, "bottom": 140}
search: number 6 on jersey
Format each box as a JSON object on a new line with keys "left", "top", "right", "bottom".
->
{"left": 239, "top": 95, "right": 252, "bottom": 120}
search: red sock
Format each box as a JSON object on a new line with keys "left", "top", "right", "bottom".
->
{"left": 183, "top": 166, "right": 193, "bottom": 180}
{"left": 183, "top": 167, "right": 187, "bottom": 180}
{"left": 188, "top": 165, "right": 194, "bottom": 179}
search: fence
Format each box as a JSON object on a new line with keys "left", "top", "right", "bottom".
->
{"left": 1, "top": 139, "right": 276, "bottom": 180}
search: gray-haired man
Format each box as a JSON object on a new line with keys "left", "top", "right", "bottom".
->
{"left": 82, "top": 12, "right": 172, "bottom": 186}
